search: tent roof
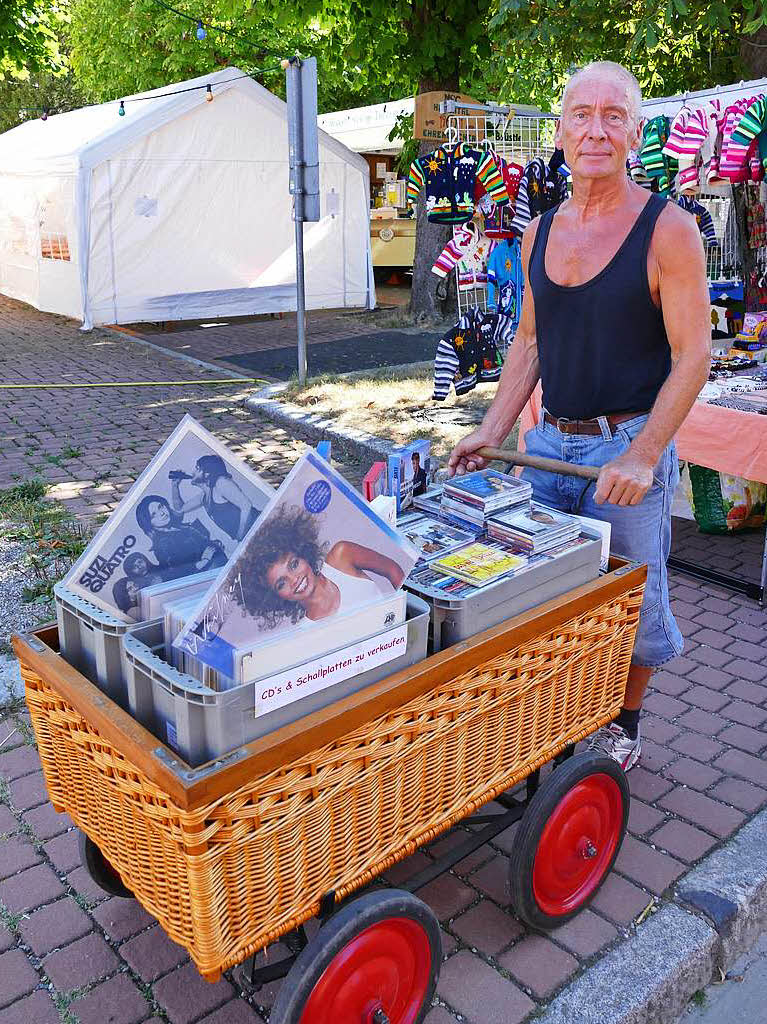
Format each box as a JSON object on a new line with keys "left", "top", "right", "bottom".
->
{"left": 0, "top": 66, "right": 369, "bottom": 177}
{"left": 318, "top": 98, "right": 413, "bottom": 154}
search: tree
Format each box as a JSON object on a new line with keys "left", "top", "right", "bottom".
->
{"left": 488, "top": 0, "right": 767, "bottom": 104}
{"left": 0, "top": 0, "right": 66, "bottom": 79}
{"left": 0, "top": 67, "right": 85, "bottom": 133}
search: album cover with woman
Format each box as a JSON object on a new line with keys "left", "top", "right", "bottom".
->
{"left": 172, "top": 451, "right": 421, "bottom": 678}
{"left": 61, "top": 415, "right": 275, "bottom": 621}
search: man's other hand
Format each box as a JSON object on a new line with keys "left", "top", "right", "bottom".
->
{"left": 447, "top": 429, "right": 502, "bottom": 477}
{"left": 594, "top": 450, "right": 654, "bottom": 506}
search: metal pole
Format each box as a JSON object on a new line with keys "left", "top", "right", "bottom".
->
{"left": 285, "top": 58, "right": 307, "bottom": 386}
{"left": 294, "top": 213, "right": 307, "bottom": 386}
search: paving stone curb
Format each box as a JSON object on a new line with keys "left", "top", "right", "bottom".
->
{"left": 538, "top": 904, "right": 716, "bottom": 1024}
{"left": 676, "top": 807, "right": 767, "bottom": 967}
{"left": 538, "top": 806, "right": 767, "bottom": 1024}
{"left": 244, "top": 367, "right": 433, "bottom": 466}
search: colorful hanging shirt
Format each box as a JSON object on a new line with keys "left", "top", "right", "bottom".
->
{"left": 407, "top": 144, "right": 509, "bottom": 224}
{"left": 639, "top": 116, "right": 677, "bottom": 196}
{"left": 432, "top": 308, "right": 504, "bottom": 400}
{"left": 431, "top": 222, "right": 495, "bottom": 288}
{"left": 718, "top": 98, "right": 761, "bottom": 182}
{"left": 729, "top": 96, "right": 767, "bottom": 174}
{"left": 676, "top": 196, "right": 719, "bottom": 248}
{"left": 510, "top": 154, "right": 568, "bottom": 235}
{"left": 487, "top": 237, "right": 524, "bottom": 332}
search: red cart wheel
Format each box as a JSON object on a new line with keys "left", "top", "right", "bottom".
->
{"left": 269, "top": 889, "right": 441, "bottom": 1024}
{"left": 77, "top": 830, "right": 134, "bottom": 899}
{"left": 509, "top": 751, "right": 629, "bottom": 930}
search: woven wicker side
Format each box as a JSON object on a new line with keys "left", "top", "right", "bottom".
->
{"left": 21, "top": 584, "right": 642, "bottom": 981}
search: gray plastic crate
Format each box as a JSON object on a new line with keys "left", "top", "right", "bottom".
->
{"left": 123, "top": 593, "right": 430, "bottom": 767}
{"left": 406, "top": 532, "right": 602, "bottom": 652}
{"left": 54, "top": 583, "right": 133, "bottom": 709}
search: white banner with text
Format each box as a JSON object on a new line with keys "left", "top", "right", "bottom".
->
{"left": 254, "top": 623, "right": 409, "bottom": 717}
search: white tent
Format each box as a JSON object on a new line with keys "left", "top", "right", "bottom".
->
{"left": 0, "top": 68, "right": 375, "bottom": 328}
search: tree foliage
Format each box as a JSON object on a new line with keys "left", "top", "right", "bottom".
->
{"left": 489, "top": 0, "right": 767, "bottom": 108}
{"left": 0, "top": 68, "right": 85, "bottom": 133}
{"left": 0, "top": 0, "right": 66, "bottom": 79}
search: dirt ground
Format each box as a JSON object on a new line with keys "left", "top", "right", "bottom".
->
{"left": 282, "top": 366, "right": 519, "bottom": 458}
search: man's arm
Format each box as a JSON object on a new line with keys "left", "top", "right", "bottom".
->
{"left": 594, "top": 204, "right": 711, "bottom": 506}
{"left": 447, "top": 221, "right": 541, "bottom": 476}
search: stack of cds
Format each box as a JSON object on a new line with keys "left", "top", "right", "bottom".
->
{"left": 487, "top": 502, "right": 580, "bottom": 553}
{"left": 441, "top": 470, "right": 532, "bottom": 528}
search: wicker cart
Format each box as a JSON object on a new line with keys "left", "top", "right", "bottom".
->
{"left": 13, "top": 454, "right": 646, "bottom": 1024}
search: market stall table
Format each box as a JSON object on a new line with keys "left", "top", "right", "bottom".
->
{"left": 520, "top": 385, "right": 767, "bottom": 605}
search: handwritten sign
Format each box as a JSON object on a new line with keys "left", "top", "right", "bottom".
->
{"left": 254, "top": 624, "right": 408, "bottom": 718}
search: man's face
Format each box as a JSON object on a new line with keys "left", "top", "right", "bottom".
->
{"left": 556, "top": 73, "right": 641, "bottom": 181}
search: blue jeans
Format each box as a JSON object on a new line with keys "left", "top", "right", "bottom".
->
{"left": 521, "top": 412, "right": 683, "bottom": 668}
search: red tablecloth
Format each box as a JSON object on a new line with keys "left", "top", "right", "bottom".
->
{"left": 519, "top": 383, "right": 767, "bottom": 484}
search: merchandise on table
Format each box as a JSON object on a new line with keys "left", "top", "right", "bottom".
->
{"left": 487, "top": 501, "right": 581, "bottom": 553}
{"left": 387, "top": 440, "right": 432, "bottom": 513}
{"left": 139, "top": 569, "right": 219, "bottom": 621}
{"left": 413, "top": 487, "right": 485, "bottom": 533}
{"left": 397, "top": 511, "right": 477, "bottom": 561}
{"left": 362, "top": 461, "right": 387, "bottom": 501}
{"left": 122, "top": 594, "right": 430, "bottom": 767}
{"left": 234, "top": 590, "right": 407, "bottom": 686}
{"left": 405, "top": 529, "right": 603, "bottom": 651}
{"left": 61, "top": 414, "right": 275, "bottom": 621}
{"left": 443, "top": 469, "right": 532, "bottom": 515}
{"left": 430, "top": 540, "right": 528, "bottom": 586}
{"left": 173, "top": 450, "right": 420, "bottom": 678}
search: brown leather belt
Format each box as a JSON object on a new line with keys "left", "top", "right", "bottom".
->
{"left": 543, "top": 410, "right": 648, "bottom": 436}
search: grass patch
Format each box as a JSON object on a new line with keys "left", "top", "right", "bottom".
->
{"left": 690, "top": 990, "right": 706, "bottom": 1007}
{"left": 0, "top": 901, "right": 23, "bottom": 933}
{"left": 0, "top": 478, "right": 88, "bottom": 618}
{"left": 277, "top": 367, "right": 516, "bottom": 458}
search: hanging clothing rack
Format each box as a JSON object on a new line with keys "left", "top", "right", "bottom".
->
{"left": 641, "top": 76, "right": 767, "bottom": 118}
{"left": 439, "top": 100, "right": 558, "bottom": 322}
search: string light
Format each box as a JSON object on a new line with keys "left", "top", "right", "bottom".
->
{"left": 112, "top": 66, "right": 283, "bottom": 116}
{"left": 196, "top": 19, "right": 206, "bottom": 40}
{"left": 149, "top": 0, "right": 286, "bottom": 59}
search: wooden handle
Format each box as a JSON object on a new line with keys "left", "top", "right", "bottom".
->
{"left": 476, "top": 447, "right": 601, "bottom": 481}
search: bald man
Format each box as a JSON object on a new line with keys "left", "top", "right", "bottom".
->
{"left": 449, "top": 61, "right": 711, "bottom": 770}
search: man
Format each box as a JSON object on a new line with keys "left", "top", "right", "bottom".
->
{"left": 412, "top": 450, "right": 428, "bottom": 496}
{"left": 448, "top": 61, "right": 711, "bottom": 770}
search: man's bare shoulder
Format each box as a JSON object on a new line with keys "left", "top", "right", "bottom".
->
{"left": 653, "top": 199, "right": 704, "bottom": 257}
{"left": 520, "top": 215, "right": 543, "bottom": 264}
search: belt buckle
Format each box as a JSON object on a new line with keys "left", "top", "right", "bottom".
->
{"left": 556, "top": 416, "right": 571, "bottom": 433}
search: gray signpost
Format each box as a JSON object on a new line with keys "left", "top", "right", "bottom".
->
{"left": 285, "top": 56, "right": 320, "bottom": 386}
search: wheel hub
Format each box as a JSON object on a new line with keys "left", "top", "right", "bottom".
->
{"left": 578, "top": 838, "right": 598, "bottom": 859}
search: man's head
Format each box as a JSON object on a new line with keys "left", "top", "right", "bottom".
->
{"left": 556, "top": 62, "right": 643, "bottom": 181}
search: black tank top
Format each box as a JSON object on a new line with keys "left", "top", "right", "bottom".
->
{"left": 528, "top": 193, "right": 671, "bottom": 419}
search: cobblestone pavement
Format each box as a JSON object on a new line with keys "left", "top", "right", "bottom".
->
{"left": 0, "top": 296, "right": 367, "bottom": 523}
{"left": 1, "top": 295, "right": 767, "bottom": 1022}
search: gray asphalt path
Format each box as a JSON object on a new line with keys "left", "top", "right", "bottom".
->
{"left": 679, "top": 930, "right": 767, "bottom": 1023}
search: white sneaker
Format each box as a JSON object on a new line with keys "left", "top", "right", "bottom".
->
{"left": 588, "top": 722, "right": 641, "bottom": 771}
